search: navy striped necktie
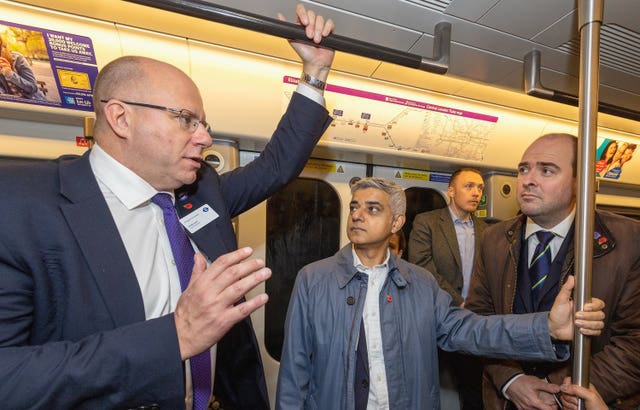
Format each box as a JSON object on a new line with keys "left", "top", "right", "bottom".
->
{"left": 529, "top": 230, "right": 555, "bottom": 306}
{"left": 152, "top": 193, "right": 211, "bottom": 410}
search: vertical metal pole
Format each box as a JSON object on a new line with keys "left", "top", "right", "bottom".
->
{"left": 574, "top": 0, "right": 603, "bottom": 408}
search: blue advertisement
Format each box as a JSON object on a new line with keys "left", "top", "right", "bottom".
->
{"left": 0, "top": 20, "right": 98, "bottom": 111}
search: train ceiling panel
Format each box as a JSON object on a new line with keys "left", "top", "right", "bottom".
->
{"left": 9, "top": 0, "right": 640, "bottom": 121}
{"left": 198, "top": 0, "right": 640, "bottom": 115}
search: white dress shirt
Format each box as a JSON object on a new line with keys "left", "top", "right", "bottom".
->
{"left": 89, "top": 143, "right": 216, "bottom": 409}
{"left": 524, "top": 207, "right": 576, "bottom": 264}
{"left": 353, "top": 247, "right": 391, "bottom": 410}
{"left": 447, "top": 207, "right": 476, "bottom": 300}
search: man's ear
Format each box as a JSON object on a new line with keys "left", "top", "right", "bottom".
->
{"left": 102, "top": 100, "right": 132, "bottom": 139}
{"left": 391, "top": 214, "right": 406, "bottom": 233}
{"left": 447, "top": 185, "right": 455, "bottom": 200}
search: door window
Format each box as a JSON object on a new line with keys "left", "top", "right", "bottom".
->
{"left": 402, "top": 187, "right": 447, "bottom": 259}
{"left": 265, "top": 177, "right": 341, "bottom": 360}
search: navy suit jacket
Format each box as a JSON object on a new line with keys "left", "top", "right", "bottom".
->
{"left": 0, "top": 92, "right": 331, "bottom": 409}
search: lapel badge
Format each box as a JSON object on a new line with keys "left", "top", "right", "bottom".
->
{"left": 594, "top": 231, "right": 607, "bottom": 244}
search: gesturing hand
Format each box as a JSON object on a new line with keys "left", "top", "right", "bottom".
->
{"left": 174, "top": 247, "right": 271, "bottom": 360}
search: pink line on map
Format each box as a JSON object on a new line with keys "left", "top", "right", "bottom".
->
{"left": 284, "top": 76, "right": 498, "bottom": 123}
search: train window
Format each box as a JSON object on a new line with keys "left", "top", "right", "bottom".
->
{"left": 265, "top": 177, "right": 341, "bottom": 361}
{"left": 402, "top": 187, "right": 447, "bottom": 260}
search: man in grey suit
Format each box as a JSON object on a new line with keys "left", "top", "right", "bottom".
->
{"left": 409, "top": 167, "right": 487, "bottom": 306}
{"left": 409, "top": 167, "right": 487, "bottom": 410}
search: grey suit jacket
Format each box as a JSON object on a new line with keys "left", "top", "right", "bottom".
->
{"left": 408, "top": 206, "right": 487, "bottom": 306}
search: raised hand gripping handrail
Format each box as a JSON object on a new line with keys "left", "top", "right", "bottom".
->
{"left": 124, "top": 0, "right": 451, "bottom": 74}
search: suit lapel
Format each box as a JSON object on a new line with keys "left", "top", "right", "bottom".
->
{"left": 174, "top": 185, "right": 234, "bottom": 262}
{"left": 439, "top": 208, "right": 462, "bottom": 272}
{"left": 59, "top": 154, "right": 146, "bottom": 327}
{"left": 509, "top": 217, "right": 532, "bottom": 313}
{"left": 516, "top": 239, "right": 535, "bottom": 313}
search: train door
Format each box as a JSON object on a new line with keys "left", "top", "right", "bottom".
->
{"left": 235, "top": 154, "right": 366, "bottom": 407}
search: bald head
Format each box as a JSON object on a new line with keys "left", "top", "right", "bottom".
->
{"left": 93, "top": 55, "right": 196, "bottom": 101}
{"left": 90, "top": 56, "right": 211, "bottom": 191}
{"left": 525, "top": 133, "right": 577, "bottom": 177}
{"left": 92, "top": 56, "right": 202, "bottom": 140}
{"left": 94, "top": 56, "right": 144, "bottom": 111}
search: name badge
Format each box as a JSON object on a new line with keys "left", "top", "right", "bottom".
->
{"left": 179, "top": 204, "right": 218, "bottom": 233}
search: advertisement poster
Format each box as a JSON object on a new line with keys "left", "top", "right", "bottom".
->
{"left": 0, "top": 20, "right": 98, "bottom": 111}
{"left": 595, "top": 138, "right": 637, "bottom": 179}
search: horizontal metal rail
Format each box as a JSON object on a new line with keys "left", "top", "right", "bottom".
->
{"left": 124, "top": 0, "right": 451, "bottom": 74}
{"left": 524, "top": 50, "right": 640, "bottom": 121}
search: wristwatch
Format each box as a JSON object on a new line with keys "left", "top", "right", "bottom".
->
{"left": 300, "top": 72, "right": 326, "bottom": 91}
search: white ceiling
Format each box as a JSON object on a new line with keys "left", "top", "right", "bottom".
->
{"left": 12, "top": 0, "right": 640, "bottom": 124}
{"left": 204, "top": 0, "right": 640, "bottom": 116}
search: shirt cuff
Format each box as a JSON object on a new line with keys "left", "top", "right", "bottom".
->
{"left": 551, "top": 341, "right": 570, "bottom": 359}
{"left": 295, "top": 82, "right": 325, "bottom": 107}
{"left": 501, "top": 373, "right": 525, "bottom": 400}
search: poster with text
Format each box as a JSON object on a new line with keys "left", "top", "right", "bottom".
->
{"left": 596, "top": 138, "right": 637, "bottom": 179}
{"left": 0, "top": 20, "right": 98, "bottom": 111}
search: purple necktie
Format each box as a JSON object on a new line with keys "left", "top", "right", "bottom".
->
{"left": 152, "top": 193, "right": 211, "bottom": 410}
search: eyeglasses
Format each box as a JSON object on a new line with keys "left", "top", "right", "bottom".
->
{"left": 100, "top": 99, "right": 211, "bottom": 134}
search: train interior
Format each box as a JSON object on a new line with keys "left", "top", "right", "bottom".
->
{"left": 2, "top": 1, "right": 639, "bottom": 407}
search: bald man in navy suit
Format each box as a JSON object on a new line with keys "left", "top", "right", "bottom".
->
{"left": 0, "top": 5, "right": 335, "bottom": 409}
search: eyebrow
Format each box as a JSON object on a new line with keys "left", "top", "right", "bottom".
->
{"left": 349, "top": 200, "right": 384, "bottom": 206}
{"left": 518, "top": 161, "right": 560, "bottom": 169}
{"left": 538, "top": 162, "right": 560, "bottom": 169}
{"left": 364, "top": 200, "right": 383, "bottom": 207}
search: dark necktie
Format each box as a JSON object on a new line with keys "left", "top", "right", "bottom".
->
{"left": 152, "top": 193, "right": 211, "bottom": 410}
{"left": 354, "top": 320, "right": 369, "bottom": 410}
{"left": 529, "top": 230, "right": 555, "bottom": 307}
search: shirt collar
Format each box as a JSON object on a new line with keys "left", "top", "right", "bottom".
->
{"left": 525, "top": 206, "right": 576, "bottom": 240}
{"left": 448, "top": 205, "right": 474, "bottom": 226}
{"left": 89, "top": 143, "right": 163, "bottom": 209}
{"left": 351, "top": 245, "right": 390, "bottom": 272}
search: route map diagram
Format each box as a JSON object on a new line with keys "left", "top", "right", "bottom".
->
{"left": 284, "top": 76, "right": 499, "bottom": 161}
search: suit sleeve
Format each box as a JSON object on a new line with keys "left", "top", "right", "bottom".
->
{"left": 0, "top": 184, "right": 186, "bottom": 409}
{"left": 409, "top": 214, "right": 464, "bottom": 306}
{"left": 0, "top": 250, "right": 185, "bottom": 409}
{"left": 219, "top": 92, "right": 332, "bottom": 217}
{"left": 276, "top": 268, "right": 314, "bottom": 409}
{"left": 432, "top": 279, "right": 564, "bottom": 362}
